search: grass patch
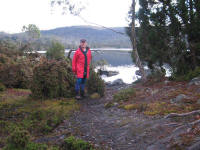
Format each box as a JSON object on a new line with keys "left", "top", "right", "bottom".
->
{"left": 61, "top": 136, "right": 95, "bottom": 150}
{"left": 90, "top": 93, "right": 100, "bottom": 99}
{"left": 121, "top": 101, "right": 200, "bottom": 116}
{"left": 0, "top": 88, "right": 79, "bottom": 149}
{"left": 143, "top": 102, "right": 198, "bottom": 116}
{"left": 123, "top": 104, "right": 138, "bottom": 110}
{"left": 123, "top": 103, "right": 148, "bottom": 112}
{"left": 113, "top": 87, "right": 136, "bottom": 102}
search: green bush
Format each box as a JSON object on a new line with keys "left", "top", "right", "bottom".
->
{"left": 30, "top": 59, "right": 76, "bottom": 99}
{"left": 0, "top": 121, "right": 9, "bottom": 135}
{"left": 113, "top": 87, "right": 136, "bottom": 102}
{"left": 0, "top": 82, "right": 6, "bottom": 91}
{"left": 0, "top": 54, "right": 12, "bottom": 64}
{"left": 185, "top": 67, "right": 200, "bottom": 80}
{"left": 61, "top": 136, "right": 94, "bottom": 150}
{"left": 86, "top": 68, "right": 105, "bottom": 97}
{"left": 0, "top": 62, "right": 33, "bottom": 89}
{"left": 4, "top": 128, "right": 48, "bottom": 150}
{"left": 170, "top": 67, "right": 200, "bottom": 81}
{"left": 4, "top": 128, "right": 30, "bottom": 150}
{"left": 25, "top": 142, "right": 48, "bottom": 150}
{"left": 22, "top": 109, "right": 64, "bottom": 135}
{"left": 46, "top": 41, "right": 65, "bottom": 60}
{"left": 0, "top": 54, "right": 33, "bottom": 89}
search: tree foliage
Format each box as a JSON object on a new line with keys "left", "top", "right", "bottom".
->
{"left": 22, "top": 24, "right": 40, "bottom": 39}
{"left": 50, "top": 0, "right": 85, "bottom": 16}
{"left": 22, "top": 24, "right": 41, "bottom": 52}
{"left": 46, "top": 41, "right": 65, "bottom": 60}
{"left": 127, "top": 0, "right": 200, "bottom": 76}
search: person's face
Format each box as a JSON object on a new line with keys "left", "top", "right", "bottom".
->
{"left": 80, "top": 41, "right": 87, "bottom": 48}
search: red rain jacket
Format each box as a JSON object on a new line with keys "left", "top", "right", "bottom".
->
{"left": 72, "top": 46, "right": 92, "bottom": 78}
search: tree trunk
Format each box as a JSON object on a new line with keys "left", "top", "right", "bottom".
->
{"left": 131, "top": 0, "right": 147, "bottom": 81}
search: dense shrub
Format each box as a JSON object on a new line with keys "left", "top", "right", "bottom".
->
{"left": 0, "top": 47, "right": 40, "bottom": 89}
{"left": 4, "top": 128, "right": 30, "bottom": 150}
{"left": 4, "top": 128, "right": 48, "bottom": 150}
{"left": 86, "top": 67, "right": 105, "bottom": 97}
{"left": 0, "top": 54, "right": 13, "bottom": 64}
{"left": 30, "top": 59, "right": 76, "bottom": 99}
{"left": 170, "top": 67, "right": 200, "bottom": 81}
{"left": 0, "top": 58, "right": 33, "bottom": 89}
{"left": 61, "top": 136, "right": 94, "bottom": 150}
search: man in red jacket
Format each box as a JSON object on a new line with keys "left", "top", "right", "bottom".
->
{"left": 72, "top": 39, "right": 92, "bottom": 99}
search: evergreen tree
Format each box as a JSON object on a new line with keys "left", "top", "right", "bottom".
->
{"left": 127, "top": 0, "right": 200, "bottom": 76}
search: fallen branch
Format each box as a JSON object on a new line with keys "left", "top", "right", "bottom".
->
{"left": 164, "top": 110, "right": 200, "bottom": 119}
{"left": 189, "top": 119, "right": 200, "bottom": 126}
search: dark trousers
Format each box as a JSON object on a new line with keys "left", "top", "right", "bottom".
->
{"left": 75, "top": 78, "right": 86, "bottom": 95}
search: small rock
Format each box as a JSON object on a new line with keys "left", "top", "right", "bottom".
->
{"left": 189, "top": 77, "right": 200, "bottom": 86}
{"left": 113, "top": 102, "right": 118, "bottom": 106}
{"left": 104, "top": 102, "right": 114, "bottom": 108}
{"left": 170, "top": 94, "right": 189, "bottom": 104}
{"left": 196, "top": 88, "right": 200, "bottom": 93}
{"left": 164, "top": 80, "right": 170, "bottom": 85}
{"left": 98, "top": 70, "right": 119, "bottom": 77}
{"left": 197, "top": 99, "right": 200, "bottom": 104}
{"left": 151, "top": 89, "right": 159, "bottom": 95}
{"left": 106, "top": 79, "right": 127, "bottom": 87}
{"left": 111, "top": 79, "right": 125, "bottom": 86}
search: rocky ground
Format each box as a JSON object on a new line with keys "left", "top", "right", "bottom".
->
{"left": 35, "top": 78, "right": 200, "bottom": 150}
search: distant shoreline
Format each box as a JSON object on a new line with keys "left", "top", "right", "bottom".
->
{"left": 37, "top": 48, "right": 132, "bottom": 54}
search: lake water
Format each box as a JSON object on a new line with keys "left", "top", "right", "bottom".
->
{"left": 37, "top": 49, "right": 170, "bottom": 84}
{"left": 68, "top": 49, "right": 133, "bottom": 66}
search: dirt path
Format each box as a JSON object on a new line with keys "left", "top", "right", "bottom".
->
{"left": 36, "top": 84, "right": 200, "bottom": 150}
{"left": 51, "top": 86, "right": 178, "bottom": 150}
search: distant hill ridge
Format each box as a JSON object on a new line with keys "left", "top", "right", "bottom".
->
{"left": 0, "top": 25, "right": 131, "bottom": 49}
{"left": 40, "top": 25, "right": 131, "bottom": 48}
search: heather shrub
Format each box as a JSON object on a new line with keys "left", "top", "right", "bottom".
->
{"left": 30, "top": 59, "right": 76, "bottom": 99}
{"left": 4, "top": 128, "right": 30, "bottom": 150}
{"left": 86, "top": 67, "right": 105, "bottom": 97}
{"left": 61, "top": 136, "right": 94, "bottom": 150}
{"left": 0, "top": 56, "right": 33, "bottom": 89}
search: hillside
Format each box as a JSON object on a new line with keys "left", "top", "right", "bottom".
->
{"left": 40, "top": 26, "right": 131, "bottom": 48}
{"left": 0, "top": 26, "right": 131, "bottom": 49}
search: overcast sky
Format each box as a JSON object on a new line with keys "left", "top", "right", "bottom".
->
{"left": 0, "top": 0, "right": 139, "bottom": 33}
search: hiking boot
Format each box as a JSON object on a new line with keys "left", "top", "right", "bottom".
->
{"left": 75, "top": 91, "right": 81, "bottom": 100}
{"left": 75, "top": 95, "right": 81, "bottom": 100}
